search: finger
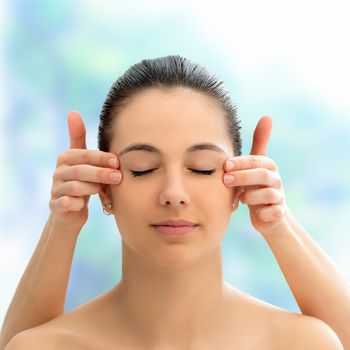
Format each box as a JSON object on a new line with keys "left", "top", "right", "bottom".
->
{"left": 224, "top": 155, "right": 277, "bottom": 172}
{"left": 51, "top": 181, "right": 101, "bottom": 198}
{"left": 250, "top": 116, "right": 272, "bottom": 156}
{"left": 49, "top": 196, "right": 85, "bottom": 213}
{"left": 223, "top": 168, "right": 281, "bottom": 188}
{"left": 68, "top": 110, "right": 87, "bottom": 149}
{"left": 256, "top": 204, "right": 285, "bottom": 222}
{"left": 57, "top": 149, "right": 119, "bottom": 169}
{"left": 240, "top": 187, "right": 282, "bottom": 206}
{"left": 58, "top": 164, "right": 122, "bottom": 184}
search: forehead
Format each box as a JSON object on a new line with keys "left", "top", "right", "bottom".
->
{"left": 110, "top": 87, "right": 233, "bottom": 157}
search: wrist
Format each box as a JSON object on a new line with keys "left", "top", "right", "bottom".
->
{"left": 47, "top": 213, "right": 83, "bottom": 239}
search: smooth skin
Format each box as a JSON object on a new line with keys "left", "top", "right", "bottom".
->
{"left": 1, "top": 87, "right": 348, "bottom": 349}
{"left": 223, "top": 115, "right": 350, "bottom": 348}
{"left": 0, "top": 112, "right": 122, "bottom": 349}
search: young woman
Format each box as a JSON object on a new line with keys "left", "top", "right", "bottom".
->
{"left": 1, "top": 55, "right": 348, "bottom": 349}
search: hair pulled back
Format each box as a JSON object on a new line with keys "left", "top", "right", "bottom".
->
{"left": 98, "top": 55, "right": 242, "bottom": 156}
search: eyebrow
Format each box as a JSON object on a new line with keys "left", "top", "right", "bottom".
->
{"left": 119, "top": 142, "right": 226, "bottom": 157}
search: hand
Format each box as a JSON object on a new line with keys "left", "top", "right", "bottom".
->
{"left": 223, "top": 116, "right": 289, "bottom": 237}
{"left": 49, "top": 110, "right": 122, "bottom": 230}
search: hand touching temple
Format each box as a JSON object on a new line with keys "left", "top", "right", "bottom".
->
{"left": 1, "top": 55, "right": 348, "bottom": 350}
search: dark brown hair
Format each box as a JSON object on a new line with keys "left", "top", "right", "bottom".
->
{"left": 98, "top": 55, "right": 242, "bottom": 156}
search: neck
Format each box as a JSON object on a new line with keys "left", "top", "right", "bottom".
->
{"left": 111, "top": 241, "right": 232, "bottom": 348}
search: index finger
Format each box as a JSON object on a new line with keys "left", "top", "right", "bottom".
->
{"left": 224, "top": 155, "right": 277, "bottom": 172}
{"left": 57, "top": 149, "right": 119, "bottom": 169}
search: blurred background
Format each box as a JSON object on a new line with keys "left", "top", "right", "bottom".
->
{"left": 1, "top": 0, "right": 349, "bottom": 325}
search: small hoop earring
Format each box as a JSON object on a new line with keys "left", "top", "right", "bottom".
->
{"left": 103, "top": 203, "right": 112, "bottom": 216}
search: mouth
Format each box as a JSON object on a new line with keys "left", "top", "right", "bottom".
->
{"left": 151, "top": 224, "right": 199, "bottom": 236}
{"left": 152, "top": 219, "right": 199, "bottom": 227}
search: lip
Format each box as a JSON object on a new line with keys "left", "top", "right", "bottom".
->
{"left": 152, "top": 219, "right": 198, "bottom": 226}
{"left": 151, "top": 224, "right": 198, "bottom": 236}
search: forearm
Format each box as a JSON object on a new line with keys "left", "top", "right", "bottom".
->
{"left": 263, "top": 207, "right": 350, "bottom": 349}
{"left": 0, "top": 213, "right": 80, "bottom": 349}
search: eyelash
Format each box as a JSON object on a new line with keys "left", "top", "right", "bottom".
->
{"left": 130, "top": 168, "right": 216, "bottom": 177}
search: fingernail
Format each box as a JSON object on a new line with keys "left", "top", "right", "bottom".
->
{"left": 226, "top": 160, "right": 235, "bottom": 171}
{"left": 110, "top": 172, "right": 121, "bottom": 181}
{"left": 224, "top": 174, "right": 235, "bottom": 184}
{"left": 108, "top": 158, "right": 117, "bottom": 169}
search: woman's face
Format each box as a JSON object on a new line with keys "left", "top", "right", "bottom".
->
{"left": 104, "top": 87, "right": 237, "bottom": 269}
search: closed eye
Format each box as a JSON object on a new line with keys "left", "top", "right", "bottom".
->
{"left": 130, "top": 168, "right": 216, "bottom": 177}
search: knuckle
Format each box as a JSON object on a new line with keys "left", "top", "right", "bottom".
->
{"left": 60, "top": 196, "right": 71, "bottom": 211}
{"left": 279, "top": 192, "right": 284, "bottom": 203}
{"left": 72, "top": 165, "right": 82, "bottom": 179}
{"left": 264, "top": 210, "right": 273, "bottom": 221}
{"left": 103, "top": 154, "right": 110, "bottom": 165}
{"left": 267, "top": 189, "right": 276, "bottom": 203}
{"left": 251, "top": 156, "right": 261, "bottom": 167}
{"left": 270, "top": 159, "right": 278, "bottom": 171}
{"left": 68, "top": 181, "right": 80, "bottom": 196}
{"left": 50, "top": 185, "right": 56, "bottom": 197}
{"left": 52, "top": 167, "right": 62, "bottom": 182}
{"left": 57, "top": 152, "right": 67, "bottom": 166}
{"left": 276, "top": 176, "right": 283, "bottom": 188}
{"left": 81, "top": 151, "right": 90, "bottom": 164}
{"left": 274, "top": 189, "right": 281, "bottom": 201}
{"left": 257, "top": 208, "right": 267, "bottom": 221}
{"left": 261, "top": 168, "right": 270, "bottom": 181}
{"left": 49, "top": 199, "right": 55, "bottom": 211}
{"left": 76, "top": 197, "right": 85, "bottom": 210}
{"left": 274, "top": 206, "right": 284, "bottom": 219}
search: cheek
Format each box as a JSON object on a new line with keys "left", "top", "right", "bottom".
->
{"left": 111, "top": 185, "right": 145, "bottom": 229}
{"left": 195, "top": 183, "right": 233, "bottom": 231}
{"left": 111, "top": 186, "right": 150, "bottom": 251}
{"left": 206, "top": 180, "right": 234, "bottom": 209}
{"left": 111, "top": 181, "right": 147, "bottom": 207}
{"left": 204, "top": 186, "right": 233, "bottom": 220}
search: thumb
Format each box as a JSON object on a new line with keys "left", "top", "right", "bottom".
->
{"left": 250, "top": 115, "right": 272, "bottom": 156}
{"left": 68, "top": 110, "right": 87, "bottom": 149}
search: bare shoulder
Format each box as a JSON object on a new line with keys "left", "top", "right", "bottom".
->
{"left": 291, "top": 315, "right": 343, "bottom": 349}
{"left": 4, "top": 327, "right": 71, "bottom": 350}
{"left": 225, "top": 285, "right": 343, "bottom": 349}
{"left": 4, "top": 319, "right": 92, "bottom": 350}
{"left": 3, "top": 290, "right": 116, "bottom": 350}
{"left": 4, "top": 297, "right": 103, "bottom": 350}
{"left": 270, "top": 312, "right": 344, "bottom": 349}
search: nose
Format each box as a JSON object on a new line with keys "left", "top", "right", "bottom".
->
{"left": 158, "top": 180, "right": 191, "bottom": 208}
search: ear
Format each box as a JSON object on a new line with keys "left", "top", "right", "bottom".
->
{"left": 231, "top": 187, "right": 241, "bottom": 213}
{"left": 98, "top": 184, "right": 113, "bottom": 211}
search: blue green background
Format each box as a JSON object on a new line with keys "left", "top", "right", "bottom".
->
{"left": 1, "top": 0, "right": 349, "bottom": 325}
